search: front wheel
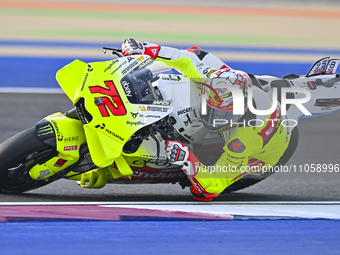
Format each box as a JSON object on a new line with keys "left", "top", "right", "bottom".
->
{"left": 0, "top": 127, "right": 57, "bottom": 193}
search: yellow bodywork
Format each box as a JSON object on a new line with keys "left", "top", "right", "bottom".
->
{"left": 29, "top": 113, "right": 86, "bottom": 180}
{"left": 30, "top": 56, "right": 173, "bottom": 188}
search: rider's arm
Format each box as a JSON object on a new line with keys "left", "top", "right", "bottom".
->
{"left": 121, "top": 38, "right": 218, "bottom": 82}
{"left": 156, "top": 46, "right": 217, "bottom": 82}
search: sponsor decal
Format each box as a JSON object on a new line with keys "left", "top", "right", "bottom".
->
{"left": 80, "top": 72, "right": 89, "bottom": 91}
{"left": 147, "top": 106, "right": 170, "bottom": 112}
{"left": 127, "top": 121, "right": 146, "bottom": 126}
{"left": 227, "top": 139, "right": 246, "bottom": 153}
{"left": 63, "top": 145, "right": 78, "bottom": 151}
{"left": 64, "top": 136, "right": 79, "bottom": 143}
{"left": 87, "top": 64, "right": 93, "bottom": 72}
{"left": 132, "top": 158, "right": 172, "bottom": 167}
{"left": 95, "top": 123, "right": 124, "bottom": 141}
{"left": 161, "top": 75, "right": 181, "bottom": 82}
{"left": 37, "top": 124, "right": 54, "bottom": 136}
{"left": 137, "top": 58, "right": 153, "bottom": 70}
{"left": 95, "top": 123, "right": 105, "bottom": 129}
{"left": 54, "top": 158, "right": 67, "bottom": 167}
{"left": 48, "top": 114, "right": 65, "bottom": 118}
{"left": 152, "top": 100, "right": 172, "bottom": 106}
{"left": 50, "top": 120, "right": 63, "bottom": 142}
{"left": 131, "top": 112, "right": 139, "bottom": 118}
{"left": 122, "top": 61, "right": 139, "bottom": 75}
{"left": 139, "top": 113, "right": 161, "bottom": 118}
{"left": 104, "top": 59, "right": 119, "bottom": 72}
{"left": 151, "top": 49, "right": 158, "bottom": 56}
{"left": 138, "top": 105, "right": 147, "bottom": 111}
{"left": 132, "top": 170, "right": 186, "bottom": 179}
{"left": 122, "top": 80, "right": 132, "bottom": 97}
{"left": 136, "top": 56, "right": 145, "bottom": 62}
{"left": 110, "top": 60, "right": 127, "bottom": 75}
{"left": 105, "top": 128, "right": 124, "bottom": 141}
{"left": 227, "top": 154, "right": 245, "bottom": 160}
{"left": 177, "top": 107, "right": 192, "bottom": 115}
{"left": 226, "top": 157, "right": 244, "bottom": 164}
{"left": 139, "top": 154, "right": 165, "bottom": 158}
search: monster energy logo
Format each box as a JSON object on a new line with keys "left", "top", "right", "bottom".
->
{"left": 37, "top": 125, "right": 54, "bottom": 136}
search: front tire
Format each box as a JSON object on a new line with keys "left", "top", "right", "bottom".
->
{"left": 0, "top": 127, "right": 56, "bottom": 193}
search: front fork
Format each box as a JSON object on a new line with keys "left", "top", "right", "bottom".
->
{"left": 29, "top": 111, "right": 87, "bottom": 180}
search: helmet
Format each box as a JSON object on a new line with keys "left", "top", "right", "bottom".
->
{"left": 120, "top": 67, "right": 163, "bottom": 104}
{"left": 200, "top": 69, "right": 252, "bottom": 133}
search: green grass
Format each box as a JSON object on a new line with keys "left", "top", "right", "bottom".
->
{"left": 14, "top": 29, "right": 308, "bottom": 46}
{"left": 0, "top": 8, "right": 249, "bottom": 23}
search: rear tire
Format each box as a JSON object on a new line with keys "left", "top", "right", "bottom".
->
{"left": 0, "top": 127, "right": 56, "bottom": 193}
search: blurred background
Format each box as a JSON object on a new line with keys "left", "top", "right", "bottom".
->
{"left": 0, "top": 0, "right": 340, "bottom": 201}
{"left": 1, "top": 0, "right": 340, "bottom": 89}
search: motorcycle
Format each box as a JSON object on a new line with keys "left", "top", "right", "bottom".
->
{"left": 0, "top": 48, "right": 339, "bottom": 195}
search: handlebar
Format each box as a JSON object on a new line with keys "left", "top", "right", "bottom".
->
{"left": 102, "top": 47, "right": 123, "bottom": 57}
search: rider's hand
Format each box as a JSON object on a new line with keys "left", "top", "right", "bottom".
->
{"left": 121, "top": 38, "right": 160, "bottom": 59}
{"left": 165, "top": 140, "right": 200, "bottom": 176}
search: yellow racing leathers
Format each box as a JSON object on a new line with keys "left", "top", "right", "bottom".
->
{"left": 189, "top": 106, "right": 290, "bottom": 196}
{"left": 121, "top": 39, "right": 292, "bottom": 200}
{"left": 155, "top": 46, "right": 291, "bottom": 199}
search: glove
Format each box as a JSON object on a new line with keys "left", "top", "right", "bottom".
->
{"left": 121, "top": 38, "right": 161, "bottom": 60}
{"left": 164, "top": 140, "right": 200, "bottom": 176}
{"left": 164, "top": 140, "right": 220, "bottom": 202}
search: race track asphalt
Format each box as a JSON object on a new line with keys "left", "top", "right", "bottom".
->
{"left": 0, "top": 92, "right": 339, "bottom": 202}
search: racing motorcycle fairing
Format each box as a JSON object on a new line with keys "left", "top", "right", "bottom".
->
{"left": 55, "top": 59, "right": 88, "bottom": 102}
{"left": 56, "top": 55, "right": 174, "bottom": 168}
{"left": 306, "top": 57, "right": 339, "bottom": 77}
{"left": 30, "top": 112, "right": 86, "bottom": 180}
{"left": 253, "top": 57, "right": 340, "bottom": 123}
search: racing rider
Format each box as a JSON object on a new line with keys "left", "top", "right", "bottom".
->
{"left": 121, "top": 38, "right": 296, "bottom": 201}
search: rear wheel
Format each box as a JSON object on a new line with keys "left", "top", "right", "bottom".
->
{"left": 0, "top": 127, "right": 57, "bottom": 193}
